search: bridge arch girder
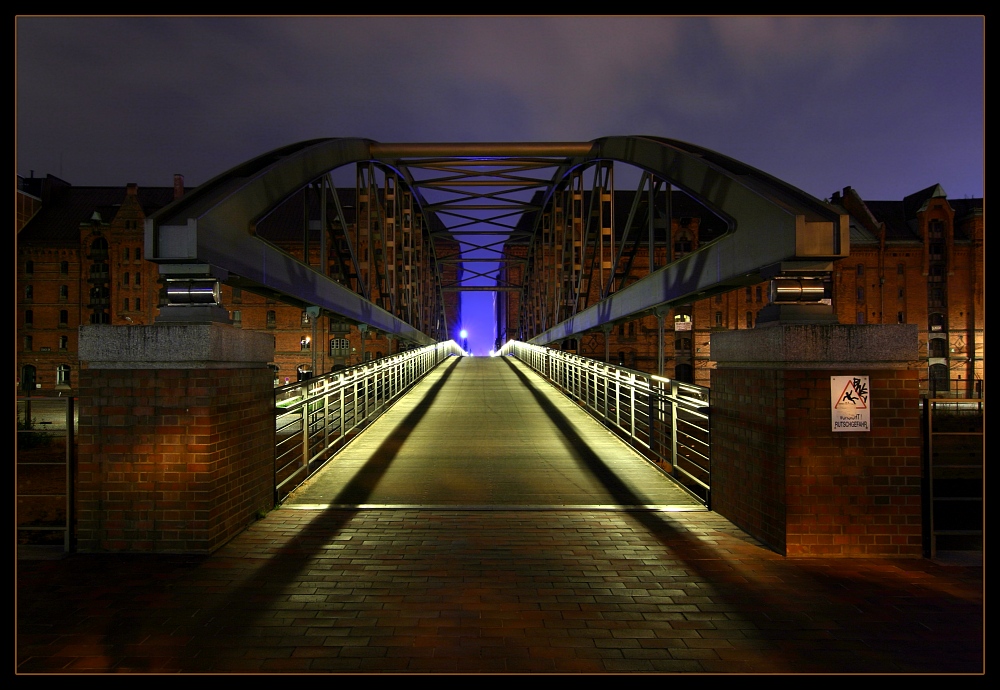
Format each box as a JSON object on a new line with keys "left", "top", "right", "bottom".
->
{"left": 520, "top": 136, "right": 849, "bottom": 344}
{"left": 145, "top": 136, "right": 848, "bottom": 347}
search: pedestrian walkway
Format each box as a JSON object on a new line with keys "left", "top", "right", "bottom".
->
{"left": 16, "top": 357, "right": 983, "bottom": 673}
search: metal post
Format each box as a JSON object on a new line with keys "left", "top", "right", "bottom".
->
{"left": 656, "top": 309, "right": 667, "bottom": 378}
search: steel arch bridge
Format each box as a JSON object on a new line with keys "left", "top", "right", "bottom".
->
{"left": 147, "top": 136, "right": 848, "bottom": 348}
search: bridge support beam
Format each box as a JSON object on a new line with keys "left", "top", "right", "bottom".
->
{"left": 76, "top": 324, "right": 276, "bottom": 553}
{"left": 710, "top": 324, "right": 921, "bottom": 557}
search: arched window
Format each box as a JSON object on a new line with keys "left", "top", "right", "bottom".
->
{"left": 20, "top": 365, "right": 36, "bottom": 392}
{"left": 674, "top": 363, "right": 693, "bottom": 384}
{"left": 89, "top": 237, "right": 109, "bottom": 260}
{"left": 929, "top": 363, "right": 949, "bottom": 396}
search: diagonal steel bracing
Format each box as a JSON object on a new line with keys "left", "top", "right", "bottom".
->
{"left": 147, "top": 137, "right": 848, "bottom": 349}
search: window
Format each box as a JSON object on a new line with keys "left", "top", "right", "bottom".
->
{"left": 89, "top": 237, "right": 109, "bottom": 260}
{"left": 715, "top": 311, "right": 722, "bottom": 327}
{"left": 330, "top": 338, "right": 350, "bottom": 356}
{"left": 746, "top": 311, "right": 753, "bottom": 328}
{"left": 26, "top": 260, "right": 34, "bottom": 275}
{"left": 135, "top": 298, "right": 140, "bottom": 311}
{"left": 123, "top": 272, "right": 129, "bottom": 286}
{"left": 59, "top": 336, "right": 68, "bottom": 350}
{"left": 134, "top": 271, "right": 140, "bottom": 286}
{"left": 857, "top": 312, "right": 865, "bottom": 325}
{"left": 898, "top": 288, "right": 905, "bottom": 300}
{"left": 628, "top": 322, "right": 635, "bottom": 337}
{"left": 897, "top": 263, "right": 905, "bottom": 275}
{"left": 232, "top": 286, "right": 242, "bottom": 303}
{"left": 24, "top": 335, "right": 32, "bottom": 351}
{"left": 856, "top": 264, "right": 865, "bottom": 276}
{"left": 25, "top": 285, "right": 33, "bottom": 300}
{"left": 673, "top": 232, "right": 692, "bottom": 258}
{"left": 745, "top": 287, "right": 752, "bottom": 301}
{"left": 929, "top": 363, "right": 949, "bottom": 396}
{"left": 857, "top": 286, "right": 865, "bottom": 302}
{"left": 60, "top": 310, "right": 69, "bottom": 327}
{"left": 756, "top": 285, "right": 763, "bottom": 302}
{"left": 124, "top": 298, "right": 130, "bottom": 311}
{"left": 300, "top": 336, "right": 311, "bottom": 351}
{"left": 897, "top": 312, "right": 905, "bottom": 324}
{"left": 301, "top": 311, "right": 311, "bottom": 326}
{"left": 266, "top": 310, "right": 276, "bottom": 328}
{"left": 929, "top": 339, "right": 947, "bottom": 358}
{"left": 25, "top": 310, "right": 33, "bottom": 327}
{"left": 60, "top": 261, "right": 69, "bottom": 275}
{"left": 56, "top": 365, "right": 71, "bottom": 387}
{"left": 123, "top": 248, "right": 130, "bottom": 261}
{"left": 929, "top": 288, "right": 945, "bottom": 308}
{"left": 231, "top": 310, "right": 242, "bottom": 327}
{"left": 715, "top": 294, "right": 722, "bottom": 304}
{"left": 20, "top": 365, "right": 36, "bottom": 392}
{"left": 60, "top": 285, "right": 69, "bottom": 301}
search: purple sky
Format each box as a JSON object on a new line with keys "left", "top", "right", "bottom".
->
{"left": 16, "top": 17, "right": 984, "bottom": 354}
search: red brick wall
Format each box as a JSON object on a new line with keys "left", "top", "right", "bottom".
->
{"left": 76, "top": 367, "right": 275, "bottom": 553}
{"left": 712, "top": 367, "right": 922, "bottom": 557}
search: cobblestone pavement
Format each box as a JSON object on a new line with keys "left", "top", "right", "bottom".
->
{"left": 17, "top": 358, "right": 983, "bottom": 674}
{"left": 17, "top": 507, "right": 982, "bottom": 673}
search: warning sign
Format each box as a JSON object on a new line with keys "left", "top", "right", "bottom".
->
{"left": 831, "top": 376, "right": 870, "bottom": 432}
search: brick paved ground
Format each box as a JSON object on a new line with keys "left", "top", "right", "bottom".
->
{"left": 17, "top": 358, "right": 983, "bottom": 674}
{"left": 17, "top": 506, "right": 982, "bottom": 674}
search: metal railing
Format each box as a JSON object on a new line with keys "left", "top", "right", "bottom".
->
{"left": 919, "top": 377, "right": 985, "bottom": 400}
{"left": 273, "top": 341, "right": 463, "bottom": 502}
{"left": 499, "top": 341, "right": 711, "bottom": 507}
{"left": 16, "top": 396, "right": 76, "bottom": 552}
{"left": 922, "top": 397, "right": 984, "bottom": 556}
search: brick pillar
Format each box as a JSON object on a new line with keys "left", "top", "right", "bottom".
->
{"left": 710, "top": 325, "right": 921, "bottom": 557}
{"left": 76, "top": 324, "right": 275, "bottom": 553}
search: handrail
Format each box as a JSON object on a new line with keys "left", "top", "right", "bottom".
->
{"left": 273, "top": 340, "right": 463, "bottom": 502}
{"left": 16, "top": 396, "right": 76, "bottom": 552}
{"left": 498, "top": 340, "right": 711, "bottom": 508}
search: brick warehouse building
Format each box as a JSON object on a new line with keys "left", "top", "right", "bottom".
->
{"left": 497, "top": 184, "right": 983, "bottom": 396}
{"left": 16, "top": 173, "right": 462, "bottom": 394}
{"left": 17, "top": 174, "right": 981, "bottom": 398}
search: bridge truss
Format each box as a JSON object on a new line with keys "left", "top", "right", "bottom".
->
{"left": 147, "top": 137, "right": 848, "bottom": 349}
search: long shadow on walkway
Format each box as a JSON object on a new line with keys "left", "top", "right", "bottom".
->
{"left": 16, "top": 355, "right": 983, "bottom": 673}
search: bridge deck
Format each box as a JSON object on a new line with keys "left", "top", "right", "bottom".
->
{"left": 285, "top": 356, "right": 701, "bottom": 509}
{"left": 16, "top": 357, "right": 982, "bottom": 673}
